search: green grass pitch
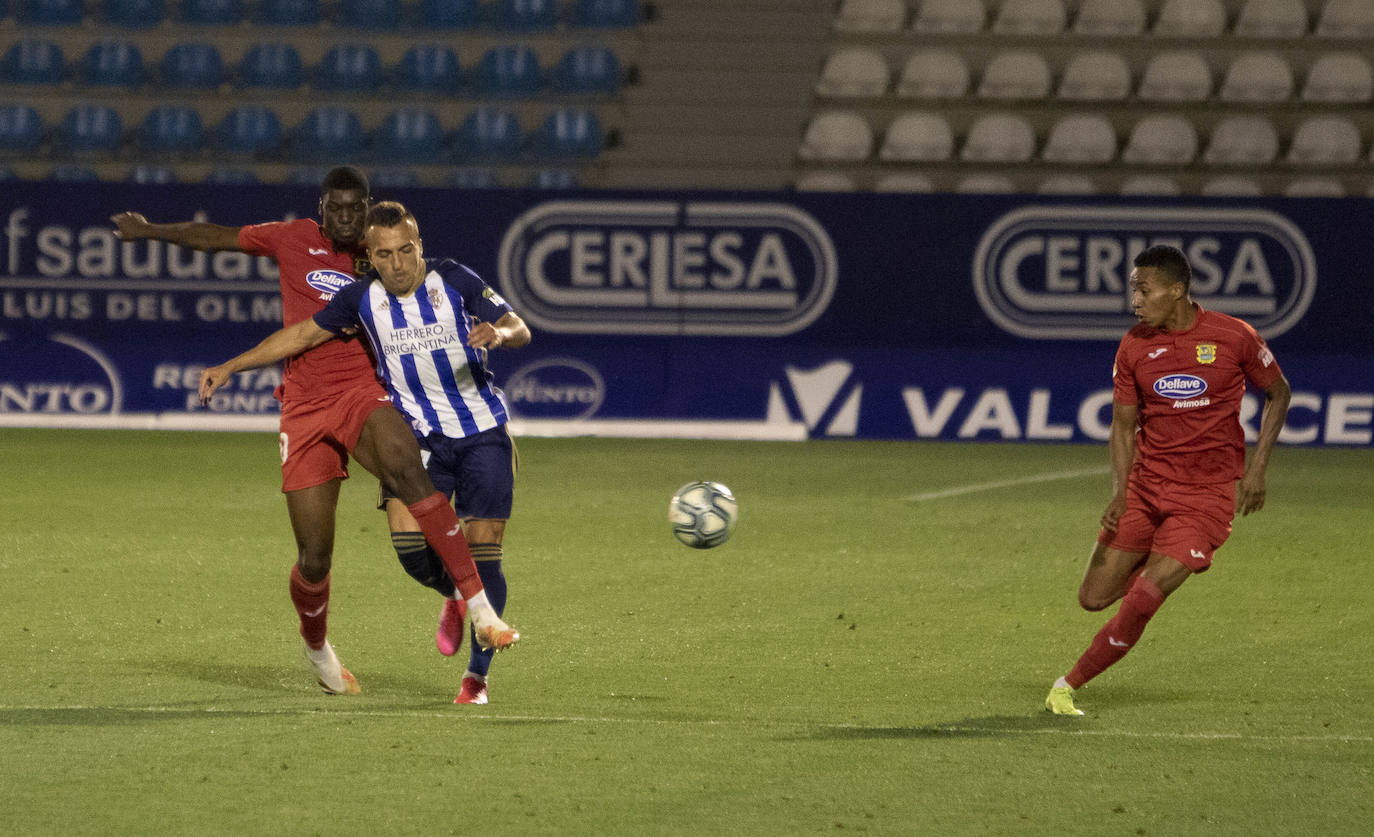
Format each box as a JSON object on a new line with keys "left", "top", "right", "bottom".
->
{"left": 1, "top": 429, "right": 1370, "bottom": 835}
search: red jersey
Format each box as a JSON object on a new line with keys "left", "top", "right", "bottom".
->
{"left": 1113, "top": 306, "right": 1283, "bottom": 485}
{"left": 238, "top": 219, "right": 377, "bottom": 401}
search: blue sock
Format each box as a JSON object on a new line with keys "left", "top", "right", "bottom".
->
{"left": 468, "top": 546, "right": 505, "bottom": 677}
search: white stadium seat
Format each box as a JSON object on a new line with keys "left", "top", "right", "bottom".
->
{"left": 834, "top": 0, "right": 906, "bottom": 33}
{"left": 992, "top": 0, "right": 1065, "bottom": 35}
{"left": 960, "top": 112, "right": 1036, "bottom": 163}
{"left": 1073, "top": 0, "right": 1145, "bottom": 35}
{"left": 955, "top": 174, "right": 1017, "bottom": 193}
{"left": 1202, "top": 176, "right": 1265, "bottom": 197}
{"left": 798, "top": 111, "right": 873, "bottom": 161}
{"left": 895, "top": 50, "right": 970, "bottom": 99}
{"left": 1121, "top": 114, "right": 1198, "bottom": 165}
{"left": 1037, "top": 175, "right": 1098, "bottom": 194}
{"left": 977, "top": 50, "right": 1052, "bottom": 100}
{"left": 1203, "top": 116, "right": 1279, "bottom": 165}
{"left": 1058, "top": 51, "right": 1132, "bottom": 101}
{"left": 1301, "top": 52, "right": 1373, "bottom": 103}
{"left": 1119, "top": 175, "right": 1182, "bottom": 196}
{"left": 1153, "top": 0, "right": 1227, "bottom": 37}
{"left": 1138, "top": 51, "right": 1213, "bottom": 102}
{"left": 794, "top": 171, "right": 858, "bottom": 192}
{"left": 878, "top": 111, "right": 955, "bottom": 162}
{"left": 815, "top": 49, "right": 889, "bottom": 98}
{"left": 1219, "top": 53, "right": 1294, "bottom": 103}
{"left": 873, "top": 172, "right": 936, "bottom": 193}
{"left": 1285, "top": 115, "right": 1361, "bottom": 165}
{"left": 1041, "top": 114, "right": 1117, "bottom": 164}
{"left": 1233, "top": 0, "right": 1308, "bottom": 38}
{"left": 1315, "top": 0, "right": 1374, "bottom": 38}
{"left": 1284, "top": 177, "right": 1346, "bottom": 197}
{"left": 912, "top": 0, "right": 986, "bottom": 34}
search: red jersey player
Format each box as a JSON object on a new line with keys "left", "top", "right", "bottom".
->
{"left": 1045, "top": 244, "right": 1291, "bottom": 716}
{"left": 111, "top": 167, "right": 518, "bottom": 697}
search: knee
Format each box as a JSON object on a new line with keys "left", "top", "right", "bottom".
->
{"left": 1078, "top": 588, "right": 1114, "bottom": 612}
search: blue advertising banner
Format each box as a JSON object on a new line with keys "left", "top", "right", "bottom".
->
{"left": 1, "top": 183, "right": 1370, "bottom": 446}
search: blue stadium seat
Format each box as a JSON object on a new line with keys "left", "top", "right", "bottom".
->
{"left": 572, "top": 0, "right": 639, "bottom": 27}
{"left": 315, "top": 44, "right": 382, "bottom": 92}
{"left": 552, "top": 45, "right": 621, "bottom": 93}
{"left": 204, "top": 167, "right": 257, "bottom": 184}
{"left": 61, "top": 104, "right": 123, "bottom": 153}
{"left": 49, "top": 165, "right": 101, "bottom": 181}
{"left": 216, "top": 106, "right": 283, "bottom": 155}
{"left": 139, "top": 106, "right": 204, "bottom": 153}
{"left": 0, "top": 168, "right": 18, "bottom": 181}
{"left": 474, "top": 44, "right": 543, "bottom": 95}
{"left": 238, "top": 43, "right": 303, "bottom": 89}
{"left": 397, "top": 44, "right": 461, "bottom": 93}
{"left": 160, "top": 43, "right": 223, "bottom": 89}
{"left": 339, "top": 0, "right": 398, "bottom": 28}
{"left": 450, "top": 167, "right": 500, "bottom": 188}
{"left": 291, "top": 106, "right": 364, "bottom": 162}
{"left": 258, "top": 0, "right": 318, "bottom": 25}
{"left": 286, "top": 166, "right": 330, "bottom": 185}
{"left": 81, "top": 41, "right": 143, "bottom": 88}
{"left": 128, "top": 164, "right": 177, "bottom": 183}
{"left": 3, "top": 40, "right": 65, "bottom": 86}
{"left": 375, "top": 107, "right": 445, "bottom": 162}
{"left": 104, "top": 0, "right": 163, "bottom": 28}
{"left": 531, "top": 107, "right": 603, "bottom": 158}
{"left": 418, "top": 0, "right": 477, "bottom": 28}
{"left": 454, "top": 106, "right": 523, "bottom": 160}
{"left": 179, "top": 0, "right": 241, "bottom": 24}
{"left": 0, "top": 104, "right": 44, "bottom": 153}
{"left": 498, "top": 0, "right": 557, "bottom": 30}
{"left": 530, "top": 168, "right": 580, "bottom": 188}
{"left": 20, "top": 0, "right": 85, "bottom": 25}
{"left": 372, "top": 168, "right": 419, "bottom": 188}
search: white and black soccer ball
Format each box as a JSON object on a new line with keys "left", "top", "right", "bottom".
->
{"left": 669, "top": 481, "right": 738, "bottom": 549}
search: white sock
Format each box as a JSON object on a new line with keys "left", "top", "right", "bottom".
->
{"left": 1054, "top": 676, "right": 1071, "bottom": 690}
{"left": 465, "top": 590, "right": 498, "bottom": 626}
{"left": 464, "top": 670, "right": 487, "bottom": 684}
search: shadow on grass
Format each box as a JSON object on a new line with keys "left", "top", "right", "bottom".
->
{"left": 802, "top": 714, "right": 1074, "bottom": 740}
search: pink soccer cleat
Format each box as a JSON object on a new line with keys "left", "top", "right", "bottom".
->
{"left": 436, "top": 597, "right": 467, "bottom": 657}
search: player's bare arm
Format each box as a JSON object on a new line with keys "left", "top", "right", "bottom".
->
{"left": 199, "top": 319, "right": 335, "bottom": 403}
{"left": 1102, "top": 400, "right": 1138, "bottom": 531}
{"left": 1237, "top": 374, "right": 1292, "bottom": 517}
{"left": 466, "top": 312, "right": 530, "bottom": 351}
{"left": 110, "top": 212, "right": 243, "bottom": 251}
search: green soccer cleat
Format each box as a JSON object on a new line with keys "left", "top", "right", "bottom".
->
{"left": 1045, "top": 685, "right": 1084, "bottom": 716}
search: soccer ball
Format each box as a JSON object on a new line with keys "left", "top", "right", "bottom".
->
{"left": 669, "top": 481, "right": 739, "bottom": 549}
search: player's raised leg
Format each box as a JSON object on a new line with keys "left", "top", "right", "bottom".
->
{"left": 384, "top": 496, "right": 466, "bottom": 656}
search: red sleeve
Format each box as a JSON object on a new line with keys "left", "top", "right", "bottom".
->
{"left": 238, "top": 220, "right": 293, "bottom": 257}
{"left": 1112, "top": 337, "right": 1138, "bottom": 405}
{"left": 1235, "top": 319, "right": 1283, "bottom": 390}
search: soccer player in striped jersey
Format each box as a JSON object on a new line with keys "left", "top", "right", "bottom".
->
{"left": 1045, "top": 245, "right": 1291, "bottom": 716}
{"left": 198, "top": 201, "right": 530, "bottom": 704}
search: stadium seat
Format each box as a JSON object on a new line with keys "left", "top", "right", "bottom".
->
{"left": 1315, "top": 0, "right": 1374, "bottom": 38}
{"left": 1137, "top": 51, "right": 1212, "bottom": 102}
{"left": 258, "top": 0, "right": 318, "bottom": 25}
{"left": 960, "top": 113, "right": 1036, "bottom": 163}
{"left": 49, "top": 165, "right": 100, "bottom": 181}
{"left": 1233, "top": 0, "right": 1308, "bottom": 37}
{"left": 0, "top": 104, "right": 43, "bottom": 152}
{"left": 1219, "top": 53, "right": 1293, "bottom": 103}
{"left": 498, "top": 0, "right": 557, "bottom": 30}
{"left": 160, "top": 43, "right": 223, "bottom": 89}
{"left": 371, "top": 168, "right": 419, "bottom": 188}
{"left": 450, "top": 167, "right": 500, "bottom": 188}
{"left": 834, "top": 0, "right": 904, "bottom": 33}
{"left": 894, "top": 50, "right": 969, "bottom": 99}
{"left": 285, "top": 166, "right": 328, "bottom": 185}
{"left": 19, "top": 0, "right": 84, "bottom": 25}
{"left": 992, "top": 0, "right": 1065, "bottom": 35}
{"left": 912, "top": 0, "right": 984, "bottom": 34}
{"left": 1153, "top": 0, "right": 1226, "bottom": 37}
{"left": 876, "top": 111, "right": 953, "bottom": 162}
{"left": 1037, "top": 175, "right": 1098, "bottom": 195}
{"left": 1119, "top": 175, "right": 1181, "bottom": 196}
{"left": 1057, "top": 51, "right": 1131, "bottom": 101}
{"left": 128, "top": 164, "right": 176, "bottom": 183}
{"left": 104, "top": 0, "right": 162, "bottom": 28}
{"left": 815, "top": 49, "right": 888, "bottom": 98}
{"left": 81, "top": 41, "right": 143, "bottom": 88}
{"left": 454, "top": 106, "right": 523, "bottom": 160}
{"left": 60, "top": 104, "right": 123, "bottom": 153}
{"left": 238, "top": 44, "right": 304, "bottom": 89}
{"left": 1203, "top": 116, "right": 1279, "bottom": 165}
{"left": 216, "top": 106, "right": 283, "bottom": 155}
{"left": 339, "top": 0, "right": 399, "bottom": 28}
{"left": 205, "top": 167, "right": 257, "bottom": 184}
{"left": 1071, "top": 0, "right": 1144, "bottom": 35}
{"left": 315, "top": 44, "right": 382, "bottom": 92}
{"left": 572, "top": 0, "right": 638, "bottom": 27}
{"left": 530, "top": 168, "right": 581, "bottom": 189}
{"left": 418, "top": 0, "right": 478, "bottom": 28}
{"left": 0, "top": 168, "right": 17, "bottom": 181}
{"left": 1301, "top": 52, "right": 1373, "bottom": 103}
{"left": 1285, "top": 115, "right": 1361, "bottom": 165}
{"left": 794, "top": 171, "right": 857, "bottom": 192}
{"left": 1284, "top": 177, "right": 1346, "bottom": 197}
{"left": 955, "top": 174, "right": 1015, "bottom": 194}
{"left": 797, "top": 111, "right": 872, "bottom": 161}
{"left": 1121, "top": 114, "right": 1198, "bottom": 165}
{"left": 531, "top": 107, "right": 603, "bottom": 159}
{"left": 1040, "top": 114, "right": 1116, "bottom": 164}
{"left": 873, "top": 172, "right": 935, "bottom": 193}
{"left": 375, "top": 107, "right": 445, "bottom": 162}
{"left": 3, "top": 40, "right": 65, "bottom": 86}
{"left": 473, "top": 44, "right": 543, "bottom": 95}
{"left": 977, "top": 51, "right": 1052, "bottom": 100}
{"left": 292, "top": 107, "right": 365, "bottom": 162}
{"left": 1201, "top": 176, "right": 1264, "bottom": 196}
{"left": 552, "top": 46, "right": 621, "bottom": 94}
{"left": 180, "top": 0, "right": 241, "bottom": 24}
{"left": 139, "top": 105, "right": 204, "bottom": 154}
{"left": 397, "top": 45, "right": 461, "bottom": 94}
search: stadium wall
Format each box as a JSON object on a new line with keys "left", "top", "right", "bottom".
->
{"left": 1, "top": 183, "right": 1370, "bottom": 447}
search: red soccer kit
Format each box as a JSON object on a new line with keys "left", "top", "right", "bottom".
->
{"left": 1102, "top": 305, "right": 1284, "bottom": 570}
{"left": 238, "top": 219, "right": 390, "bottom": 492}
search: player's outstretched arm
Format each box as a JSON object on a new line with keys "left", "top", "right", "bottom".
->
{"left": 111, "top": 212, "right": 243, "bottom": 252}
{"left": 1238, "top": 375, "right": 1292, "bottom": 516}
{"left": 199, "top": 320, "right": 334, "bottom": 404}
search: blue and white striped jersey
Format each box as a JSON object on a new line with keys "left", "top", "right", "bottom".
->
{"left": 314, "top": 258, "right": 514, "bottom": 439}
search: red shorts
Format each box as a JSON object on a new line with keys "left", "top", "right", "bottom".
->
{"left": 1097, "top": 468, "right": 1235, "bottom": 572}
{"left": 278, "top": 382, "right": 391, "bottom": 493}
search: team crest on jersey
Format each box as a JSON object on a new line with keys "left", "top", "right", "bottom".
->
{"left": 1195, "top": 343, "right": 1218, "bottom": 364}
{"left": 428, "top": 288, "right": 444, "bottom": 309}
{"left": 353, "top": 256, "right": 372, "bottom": 275}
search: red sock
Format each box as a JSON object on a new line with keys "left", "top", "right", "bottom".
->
{"left": 407, "top": 492, "right": 482, "bottom": 600}
{"left": 289, "top": 565, "right": 329, "bottom": 650}
{"left": 1067, "top": 576, "right": 1166, "bottom": 689}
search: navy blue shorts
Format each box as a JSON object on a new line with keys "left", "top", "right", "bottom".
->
{"left": 378, "top": 424, "right": 516, "bottom": 520}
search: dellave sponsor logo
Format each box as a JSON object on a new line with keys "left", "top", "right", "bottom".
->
{"left": 1153, "top": 374, "right": 1207, "bottom": 399}
{"left": 497, "top": 201, "right": 838, "bottom": 336}
{"left": 972, "top": 206, "right": 1316, "bottom": 340}
{"left": 306, "top": 269, "right": 353, "bottom": 297}
{"left": 505, "top": 357, "right": 605, "bottom": 420}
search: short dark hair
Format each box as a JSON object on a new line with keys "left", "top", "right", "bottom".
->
{"left": 364, "top": 200, "right": 415, "bottom": 231}
{"left": 1133, "top": 244, "right": 1191, "bottom": 291}
{"left": 321, "top": 165, "right": 369, "bottom": 196}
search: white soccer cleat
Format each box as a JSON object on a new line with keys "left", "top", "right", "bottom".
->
{"left": 469, "top": 605, "right": 520, "bottom": 652}
{"left": 305, "top": 640, "right": 361, "bottom": 695}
